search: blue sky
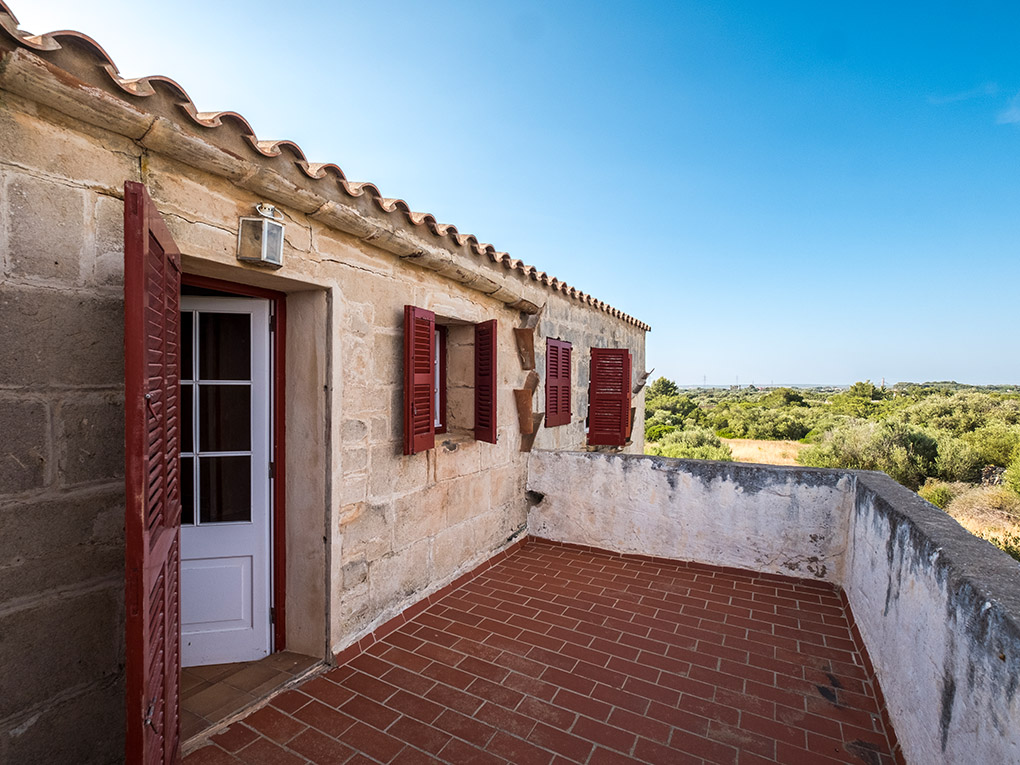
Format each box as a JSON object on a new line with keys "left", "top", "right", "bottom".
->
{"left": 15, "top": 2, "right": 1020, "bottom": 385}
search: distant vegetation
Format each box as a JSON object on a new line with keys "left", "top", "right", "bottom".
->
{"left": 644, "top": 377, "right": 1020, "bottom": 561}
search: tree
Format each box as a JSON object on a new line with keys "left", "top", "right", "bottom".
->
{"left": 646, "top": 376, "right": 679, "bottom": 399}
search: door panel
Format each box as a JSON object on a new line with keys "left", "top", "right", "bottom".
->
{"left": 124, "top": 181, "right": 182, "bottom": 764}
{"left": 180, "top": 296, "right": 271, "bottom": 667}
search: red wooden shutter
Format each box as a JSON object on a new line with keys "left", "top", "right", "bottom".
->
{"left": 545, "top": 339, "right": 572, "bottom": 427}
{"left": 587, "top": 348, "right": 632, "bottom": 446}
{"left": 403, "top": 305, "right": 436, "bottom": 455}
{"left": 474, "top": 319, "right": 498, "bottom": 443}
{"left": 124, "top": 181, "right": 182, "bottom": 765}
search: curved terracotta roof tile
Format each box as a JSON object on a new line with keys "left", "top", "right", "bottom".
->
{"left": 300, "top": 162, "right": 349, "bottom": 182}
{"left": 0, "top": 5, "right": 650, "bottom": 332}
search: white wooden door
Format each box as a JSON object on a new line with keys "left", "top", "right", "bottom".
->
{"left": 179, "top": 296, "right": 272, "bottom": 666}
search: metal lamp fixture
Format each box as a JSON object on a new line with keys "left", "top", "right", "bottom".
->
{"left": 237, "top": 203, "right": 284, "bottom": 268}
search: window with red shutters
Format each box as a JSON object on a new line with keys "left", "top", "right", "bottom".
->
{"left": 587, "top": 347, "right": 632, "bottom": 446}
{"left": 474, "top": 319, "right": 498, "bottom": 443}
{"left": 403, "top": 306, "right": 436, "bottom": 455}
{"left": 545, "top": 338, "right": 572, "bottom": 427}
{"left": 404, "top": 308, "right": 498, "bottom": 450}
{"left": 123, "top": 181, "right": 183, "bottom": 765}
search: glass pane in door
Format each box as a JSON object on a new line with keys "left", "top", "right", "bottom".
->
{"left": 198, "top": 386, "right": 251, "bottom": 451}
{"left": 198, "top": 313, "right": 251, "bottom": 380}
{"left": 199, "top": 455, "right": 252, "bottom": 523}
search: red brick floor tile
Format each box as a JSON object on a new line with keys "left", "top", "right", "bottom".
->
{"left": 235, "top": 737, "right": 307, "bottom": 765}
{"left": 517, "top": 695, "right": 577, "bottom": 730}
{"left": 337, "top": 670, "right": 400, "bottom": 703}
{"left": 425, "top": 682, "right": 485, "bottom": 716}
{"left": 269, "top": 688, "right": 313, "bottom": 715}
{"left": 633, "top": 736, "right": 700, "bottom": 764}
{"left": 183, "top": 745, "right": 242, "bottom": 765}
{"left": 389, "top": 747, "right": 441, "bottom": 765}
{"left": 292, "top": 699, "right": 358, "bottom": 739}
{"left": 340, "top": 721, "right": 406, "bottom": 763}
{"left": 552, "top": 688, "right": 613, "bottom": 721}
{"left": 486, "top": 731, "right": 554, "bottom": 765}
{"left": 571, "top": 715, "right": 636, "bottom": 753}
{"left": 437, "top": 737, "right": 507, "bottom": 765}
{"left": 207, "top": 540, "right": 897, "bottom": 765}
{"left": 527, "top": 722, "right": 595, "bottom": 763}
{"left": 300, "top": 675, "right": 357, "bottom": 708}
{"left": 210, "top": 723, "right": 258, "bottom": 753}
{"left": 474, "top": 701, "right": 538, "bottom": 739}
{"left": 588, "top": 746, "right": 642, "bottom": 764}
{"left": 387, "top": 715, "right": 453, "bottom": 754}
{"left": 387, "top": 689, "right": 447, "bottom": 724}
{"left": 339, "top": 694, "right": 400, "bottom": 730}
{"left": 669, "top": 729, "right": 738, "bottom": 765}
{"left": 242, "top": 705, "right": 307, "bottom": 744}
{"left": 434, "top": 708, "right": 496, "bottom": 748}
{"left": 607, "top": 706, "right": 671, "bottom": 744}
{"left": 285, "top": 728, "right": 356, "bottom": 764}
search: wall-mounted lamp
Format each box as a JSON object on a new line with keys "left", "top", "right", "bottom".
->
{"left": 237, "top": 203, "right": 284, "bottom": 268}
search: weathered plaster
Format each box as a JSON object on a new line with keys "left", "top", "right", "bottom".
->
{"left": 527, "top": 452, "right": 850, "bottom": 581}
{"left": 846, "top": 472, "right": 1020, "bottom": 764}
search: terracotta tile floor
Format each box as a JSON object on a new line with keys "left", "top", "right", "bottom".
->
{"left": 182, "top": 651, "right": 321, "bottom": 741}
{"left": 185, "top": 539, "right": 899, "bottom": 764}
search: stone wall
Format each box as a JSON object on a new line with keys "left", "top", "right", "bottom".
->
{"left": 845, "top": 472, "right": 1020, "bottom": 764}
{"left": 527, "top": 452, "right": 851, "bottom": 581}
{"left": 0, "top": 95, "right": 132, "bottom": 762}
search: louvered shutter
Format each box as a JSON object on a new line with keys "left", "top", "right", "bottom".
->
{"left": 545, "top": 339, "right": 572, "bottom": 427}
{"left": 124, "top": 182, "right": 183, "bottom": 765}
{"left": 403, "top": 306, "right": 436, "bottom": 455}
{"left": 587, "top": 348, "right": 632, "bottom": 446}
{"left": 474, "top": 319, "right": 498, "bottom": 443}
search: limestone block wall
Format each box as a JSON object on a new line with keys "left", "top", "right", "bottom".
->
{"left": 527, "top": 452, "right": 851, "bottom": 581}
{"left": 0, "top": 94, "right": 135, "bottom": 763}
{"left": 845, "top": 472, "right": 1020, "bottom": 764}
{"left": 533, "top": 291, "right": 647, "bottom": 454}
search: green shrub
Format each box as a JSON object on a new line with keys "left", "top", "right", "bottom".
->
{"left": 1005, "top": 458, "right": 1020, "bottom": 498}
{"left": 960, "top": 423, "right": 1020, "bottom": 467}
{"left": 646, "top": 428, "right": 733, "bottom": 461}
{"left": 797, "top": 421, "right": 937, "bottom": 490}
{"left": 979, "top": 530, "right": 1020, "bottom": 563}
{"left": 645, "top": 423, "right": 677, "bottom": 442}
{"left": 918, "top": 480, "right": 963, "bottom": 509}
{"left": 934, "top": 435, "right": 984, "bottom": 483}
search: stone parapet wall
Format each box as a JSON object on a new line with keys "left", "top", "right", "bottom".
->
{"left": 526, "top": 452, "right": 851, "bottom": 581}
{"left": 526, "top": 451, "right": 1020, "bottom": 763}
{"left": 846, "top": 471, "right": 1020, "bottom": 764}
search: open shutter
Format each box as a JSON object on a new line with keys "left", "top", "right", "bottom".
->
{"left": 474, "top": 319, "right": 498, "bottom": 443}
{"left": 124, "top": 181, "right": 182, "bottom": 765}
{"left": 404, "top": 306, "right": 436, "bottom": 455}
{"left": 545, "top": 339, "right": 572, "bottom": 427}
{"left": 587, "top": 348, "right": 632, "bottom": 446}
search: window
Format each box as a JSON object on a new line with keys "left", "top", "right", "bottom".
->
{"left": 587, "top": 347, "right": 632, "bottom": 446}
{"left": 403, "top": 305, "right": 497, "bottom": 455}
{"left": 435, "top": 325, "right": 447, "bottom": 433}
{"left": 545, "top": 338, "right": 572, "bottom": 427}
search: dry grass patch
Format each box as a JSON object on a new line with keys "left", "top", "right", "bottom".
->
{"left": 944, "top": 485, "right": 1020, "bottom": 537}
{"left": 721, "top": 438, "right": 806, "bottom": 466}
